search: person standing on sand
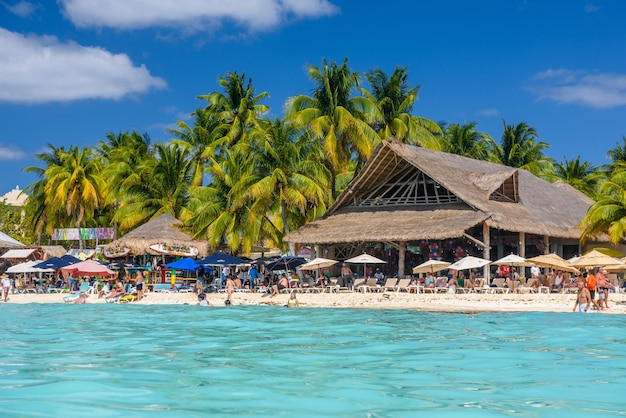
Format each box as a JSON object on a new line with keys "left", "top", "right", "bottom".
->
{"left": 596, "top": 267, "right": 610, "bottom": 309}
{"left": 135, "top": 270, "right": 144, "bottom": 302}
{"left": 226, "top": 275, "right": 235, "bottom": 304}
{"left": 2, "top": 274, "right": 10, "bottom": 302}
{"left": 573, "top": 280, "right": 592, "bottom": 313}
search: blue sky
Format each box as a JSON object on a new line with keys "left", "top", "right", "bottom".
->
{"left": 1, "top": 0, "right": 626, "bottom": 196}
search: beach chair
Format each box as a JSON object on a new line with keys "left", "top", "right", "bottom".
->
{"left": 434, "top": 277, "right": 448, "bottom": 293}
{"left": 358, "top": 278, "right": 379, "bottom": 293}
{"left": 394, "top": 279, "right": 411, "bottom": 292}
{"left": 352, "top": 278, "right": 366, "bottom": 292}
{"left": 63, "top": 281, "right": 90, "bottom": 303}
{"left": 381, "top": 278, "right": 398, "bottom": 292}
{"left": 490, "top": 278, "right": 508, "bottom": 294}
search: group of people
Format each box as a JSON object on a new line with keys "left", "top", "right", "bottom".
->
{"left": 572, "top": 267, "right": 614, "bottom": 312}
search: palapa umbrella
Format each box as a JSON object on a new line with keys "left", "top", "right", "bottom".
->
{"left": 412, "top": 259, "right": 450, "bottom": 274}
{"left": 570, "top": 249, "right": 626, "bottom": 268}
{"left": 448, "top": 255, "right": 491, "bottom": 271}
{"left": 61, "top": 259, "right": 115, "bottom": 277}
{"left": 345, "top": 253, "right": 386, "bottom": 277}
{"left": 526, "top": 253, "right": 579, "bottom": 274}
{"left": 491, "top": 254, "right": 535, "bottom": 267}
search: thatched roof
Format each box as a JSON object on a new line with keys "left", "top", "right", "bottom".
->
{"left": 39, "top": 245, "right": 67, "bottom": 259}
{"left": 286, "top": 139, "right": 593, "bottom": 244}
{"left": 104, "top": 214, "right": 208, "bottom": 256}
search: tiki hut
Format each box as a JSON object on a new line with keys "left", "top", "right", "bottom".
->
{"left": 104, "top": 214, "right": 208, "bottom": 257}
{"left": 285, "top": 139, "right": 595, "bottom": 278}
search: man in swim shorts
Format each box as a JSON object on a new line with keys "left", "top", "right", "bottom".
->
{"left": 573, "top": 280, "right": 591, "bottom": 313}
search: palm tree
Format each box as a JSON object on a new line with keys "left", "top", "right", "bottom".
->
{"left": 606, "top": 136, "right": 626, "bottom": 172}
{"left": 112, "top": 143, "right": 193, "bottom": 232}
{"left": 23, "top": 144, "right": 66, "bottom": 242}
{"left": 552, "top": 156, "right": 602, "bottom": 198}
{"left": 441, "top": 122, "right": 492, "bottom": 160}
{"left": 168, "top": 109, "right": 227, "bottom": 187}
{"left": 242, "top": 118, "right": 331, "bottom": 253}
{"left": 488, "top": 121, "right": 554, "bottom": 177}
{"left": 198, "top": 72, "right": 269, "bottom": 148}
{"left": 580, "top": 167, "right": 626, "bottom": 244}
{"left": 43, "top": 146, "right": 108, "bottom": 249}
{"left": 185, "top": 148, "right": 280, "bottom": 254}
{"left": 356, "top": 67, "right": 442, "bottom": 149}
{"left": 286, "top": 58, "right": 378, "bottom": 198}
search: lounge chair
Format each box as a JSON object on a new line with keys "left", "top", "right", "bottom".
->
{"left": 63, "top": 282, "right": 90, "bottom": 303}
{"left": 490, "top": 278, "right": 509, "bottom": 294}
{"left": 434, "top": 277, "right": 448, "bottom": 293}
{"left": 394, "top": 279, "right": 411, "bottom": 292}
{"left": 352, "top": 278, "right": 366, "bottom": 292}
{"left": 381, "top": 278, "right": 398, "bottom": 292}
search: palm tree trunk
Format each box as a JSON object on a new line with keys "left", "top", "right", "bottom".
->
{"left": 281, "top": 199, "right": 295, "bottom": 256}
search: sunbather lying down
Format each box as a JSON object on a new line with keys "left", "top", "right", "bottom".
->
{"left": 74, "top": 293, "right": 86, "bottom": 304}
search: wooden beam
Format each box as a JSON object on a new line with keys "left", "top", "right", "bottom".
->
{"left": 398, "top": 242, "right": 406, "bottom": 279}
{"left": 463, "top": 233, "right": 487, "bottom": 249}
{"left": 482, "top": 223, "right": 490, "bottom": 282}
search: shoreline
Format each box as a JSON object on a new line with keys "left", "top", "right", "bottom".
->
{"left": 3, "top": 291, "right": 626, "bottom": 314}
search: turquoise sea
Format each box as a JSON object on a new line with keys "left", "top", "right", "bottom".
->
{"left": 0, "top": 304, "right": 624, "bottom": 417}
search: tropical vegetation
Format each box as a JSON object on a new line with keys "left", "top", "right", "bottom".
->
{"left": 15, "top": 58, "right": 626, "bottom": 252}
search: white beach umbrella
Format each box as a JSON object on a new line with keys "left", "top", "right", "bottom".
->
{"left": 491, "top": 254, "right": 535, "bottom": 267}
{"left": 298, "top": 257, "right": 338, "bottom": 270}
{"left": 345, "top": 253, "right": 386, "bottom": 277}
{"left": 448, "top": 255, "right": 491, "bottom": 271}
{"left": 412, "top": 259, "right": 451, "bottom": 274}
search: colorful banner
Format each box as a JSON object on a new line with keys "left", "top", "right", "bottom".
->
{"left": 52, "top": 228, "right": 117, "bottom": 241}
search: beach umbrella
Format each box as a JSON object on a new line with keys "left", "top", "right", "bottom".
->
{"left": 33, "top": 254, "right": 80, "bottom": 270}
{"left": 298, "top": 257, "right": 338, "bottom": 280}
{"left": 265, "top": 256, "right": 308, "bottom": 271}
{"left": 165, "top": 257, "right": 200, "bottom": 271}
{"left": 61, "top": 259, "right": 115, "bottom": 277}
{"left": 491, "top": 254, "right": 535, "bottom": 267}
{"left": 298, "top": 258, "right": 338, "bottom": 270}
{"left": 448, "top": 255, "right": 491, "bottom": 271}
{"left": 196, "top": 251, "right": 245, "bottom": 266}
{"left": 412, "top": 259, "right": 450, "bottom": 274}
{"left": 570, "top": 249, "right": 626, "bottom": 268}
{"left": 345, "top": 253, "right": 386, "bottom": 277}
{"left": 527, "top": 253, "right": 579, "bottom": 273}
{"left": 7, "top": 260, "right": 54, "bottom": 273}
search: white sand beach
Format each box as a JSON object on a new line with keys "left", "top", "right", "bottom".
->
{"left": 5, "top": 291, "right": 626, "bottom": 314}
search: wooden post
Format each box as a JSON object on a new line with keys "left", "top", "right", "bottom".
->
{"left": 483, "top": 222, "right": 490, "bottom": 283}
{"left": 544, "top": 235, "right": 550, "bottom": 255}
{"left": 398, "top": 242, "right": 406, "bottom": 279}
{"left": 519, "top": 232, "right": 525, "bottom": 278}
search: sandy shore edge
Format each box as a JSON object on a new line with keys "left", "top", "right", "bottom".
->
{"left": 3, "top": 291, "right": 626, "bottom": 314}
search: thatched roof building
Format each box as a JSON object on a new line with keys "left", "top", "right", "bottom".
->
{"left": 285, "top": 139, "right": 594, "bottom": 278}
{"left": 104, "top": 214, "right": 208, "bottom": 257}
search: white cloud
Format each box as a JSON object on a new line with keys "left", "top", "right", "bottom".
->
{"left": 584, "top": 3, "right": 601, "bottom": 13}
{"left": 0, "top": 144, "right": 26, "bottom": 160}
{"left": 528, "top": 69, "right": 626, "bottom": 108}
{"left": 477, "top": 108, "right": 500, "bottom": 117}
{"left": 0, "top": 28, "right": 166, "bottom": 104}
{"left": 59, "top": 0, "right": 338, "bottom": 32}
{"left": 2, "top": 1, "right": 38, "bottom": 18}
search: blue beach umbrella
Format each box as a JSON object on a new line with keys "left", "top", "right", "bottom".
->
{"left": 196, "top": 252, "right": 245, "bottom": 266}
{"left": 265, "top": 256, "right": 307, "bottom": 271}
{"left": 165, "top": 257, "right": 201, "bottom": 271}
{"left": 33, "top": 255, "right": 80, "bottom": 270}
